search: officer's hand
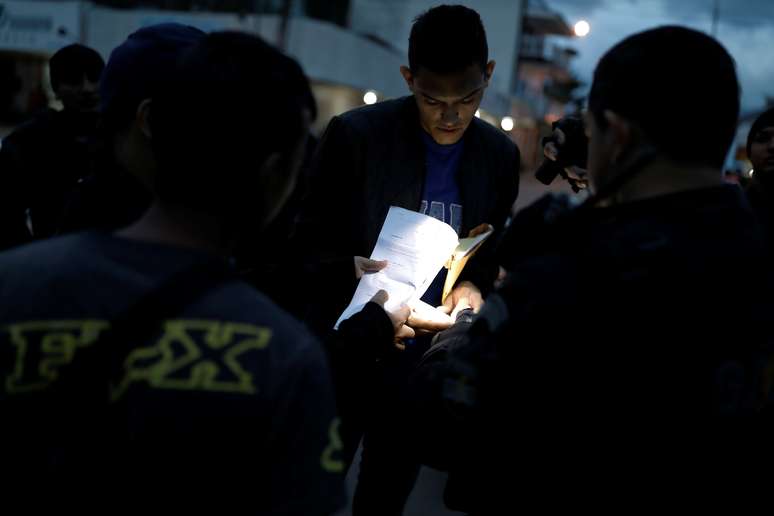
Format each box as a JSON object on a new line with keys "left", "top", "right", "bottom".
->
{"left": 370, "top": 290, "right": 414, "bottom": 350}
{"left": 407, "top": 304, "right": 454, "bottom": 335}
{"left": 354, "top": 256, "right": 387, "bottom": 279}
{"left": 467, "top": 223, "right": 492, "bottom": 238}
{"left": 440, "top": 281, "right": 483, "bottom": 316}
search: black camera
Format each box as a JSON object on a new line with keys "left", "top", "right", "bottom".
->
{"left": 535, "top": 116, "right": 588, "bottom": 192}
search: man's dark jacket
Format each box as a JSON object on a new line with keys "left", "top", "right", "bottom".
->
{"left": 293, "top": 96, "right": 520, "bottom": 334}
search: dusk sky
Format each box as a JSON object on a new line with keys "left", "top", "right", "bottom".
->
{"left": 548, "top": 0, "right": 774, "bottom": 112}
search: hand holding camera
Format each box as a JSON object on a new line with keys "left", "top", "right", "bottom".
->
{"left": 535, "top": 116, "right": 589, "bottom": 192}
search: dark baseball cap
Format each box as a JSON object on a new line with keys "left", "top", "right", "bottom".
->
{"left": 100, "top": 23, "right": 205, "bottom": 128}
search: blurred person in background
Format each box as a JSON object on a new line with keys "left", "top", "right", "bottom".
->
{"left": 0, "top": 44, "right": 104, "bottom": 249}
{"left": 745, "top": 107, "right": 774, "bottom": 247}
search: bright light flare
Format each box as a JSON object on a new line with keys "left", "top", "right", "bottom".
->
{"left": 363, "top": 90, "right": 378, "bottom": 105}
{"left": 574, "top": 20, "right": 590, "bottom": 37}
{"left": 500, "top": 116, "right": 514, "bottom": 132}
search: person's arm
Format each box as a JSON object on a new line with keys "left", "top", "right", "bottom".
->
{"left": 408, "top": 308, "right": 484, "bottom": 471}
{"left": 0, "top": 133, "right": 33, "bottom": 250}
{"left": 409, "top": 255, "right": 570, "bottom": 472}
{"left": 452, "top": 142, "right": 520, "bottom": 302}
{"left": 324, "top": 290, "right": 412, "bottom": 464}
{"left": 289, "top": 116, "right": 366, "bottom": 333}
{"left": 265, "top": 337, "right": 347, "bottom": 516}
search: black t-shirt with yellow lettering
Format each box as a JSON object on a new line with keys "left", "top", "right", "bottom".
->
{"left": 0, "top": 232, "right": 344, "bottom": 515}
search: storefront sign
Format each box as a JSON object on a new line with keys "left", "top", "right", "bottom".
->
{"left": 0, "top": 1, "right": 81, "bottom": 53}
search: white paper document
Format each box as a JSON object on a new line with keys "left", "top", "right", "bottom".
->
{"left": 334, "top": 206, "right": 460, "bottom": 329}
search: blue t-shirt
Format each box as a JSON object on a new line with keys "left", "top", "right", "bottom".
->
{"left": 419, "top": 130, "right": 464, "bottom": 305}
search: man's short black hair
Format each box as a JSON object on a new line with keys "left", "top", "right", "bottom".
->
{"left": 100, "top": 23, "right": 206, "bottom": 134}
{"left": 49, "top": 44, "right": 104, "bottom": 92}
{"left": 588, "top": 26, "right": 739, "bottom": 170}
{"left": 151, "top": 31, "right": 315, "bottom": 216}
{"left": 408, "top": 4, "right": 488, "bottom": 75}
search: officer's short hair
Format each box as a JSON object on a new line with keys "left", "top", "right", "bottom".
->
{"left": 151, "top": 31, "right": 315, "bottom": 216}
{"left": 100, "top": 24, "right": 205, "bottom": 134}
{"left": 409, "top": 5, "right": 488, "bottom": 75}
{"left": 588, "top": 26, "right": 739, "bottom": 170}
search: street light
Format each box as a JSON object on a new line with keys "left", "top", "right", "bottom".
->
{"left": 574, "top": 20, "right": 590, "bottom": 37}
{"left": 500, "top": 116, "right": 514, "bottom": 132}
{"left": 363, "top": 91, "right": 378, "bottom": 105}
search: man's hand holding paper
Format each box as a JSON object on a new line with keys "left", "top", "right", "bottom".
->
{"left": 336, "top": 207, "right": 494, "bottom": 332}
{"left": 369, "top": 289, "right": 414, "bottom": 350}
{"left": 354, "top": 256, "right": 388, "bottom": 279}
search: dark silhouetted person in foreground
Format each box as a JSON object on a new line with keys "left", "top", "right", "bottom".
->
{"left": 0, "top": 32, "right": 345, "bottom": 515}
{"left": 412, "top": 26, "right": 774, "bottom": 514}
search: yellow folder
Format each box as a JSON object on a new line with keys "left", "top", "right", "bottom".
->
{"left": 441, "top": 224, "right": 493, "bottom": 303}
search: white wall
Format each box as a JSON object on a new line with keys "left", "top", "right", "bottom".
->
{"left": 84, "top": 7, "right": 407, "bottom": 101}
{"left": 283, "top": 16, "right": 406, "bottom": 98}
{"left": 85, "top": 6, "right": 250, "bottom": 60}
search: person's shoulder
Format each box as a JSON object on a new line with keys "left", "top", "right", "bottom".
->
{"left": 0, "top": 234, "right": 101, "bottom": 304}
{"left": 0, "top": 232, "right": 94, "bottom": 268}
{"left": 468, "top": 117, "right": 519, "bottom": 156}
{"left": 3, "top": 109, "right": 59, "bottom": 142}
{"left": 335, "top": 96, "right": 411, "bottom": 133}
{"left": 200, "top": 282, "right": 320, "bottom": 352}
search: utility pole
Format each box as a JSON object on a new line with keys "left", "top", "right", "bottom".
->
{"left": 711, "top": 0, "right": 720, "bottom": 37}
{"left": 278, "top": 0, "right": 293, "bottom": 51}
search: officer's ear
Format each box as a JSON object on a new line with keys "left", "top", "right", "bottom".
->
{"left": 603, "top": 110, "right": 635, "bottom": 165}
{"left": 484, "top": 60, "right": 496, "bottom": 84}
{"left": 400, "top": 65, "right": 415, "bottom": 92}
{"left": 136, "top": 99, "right": 152, "bottom": 140}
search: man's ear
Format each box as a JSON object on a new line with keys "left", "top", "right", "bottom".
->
{"left": 604, "top": 110, "right": 634, "bottom": 164}
{"left": 136, "top": 99, "right": 153, "bottom": 139}
{"left": 399, "top": 65, "right": 414, "bottom": 92}
{"left": 255, "top": 151, "right": 295, "bottom": 228}
{"left": 485, "top": 60, "right": 496, "bottom": 83}
{"left": 257, "top": 152, "right": 282, "bottom": 191}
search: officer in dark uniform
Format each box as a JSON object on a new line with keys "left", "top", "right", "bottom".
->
{"left": 410, "top": 26, "right": 774, "bottom": 515}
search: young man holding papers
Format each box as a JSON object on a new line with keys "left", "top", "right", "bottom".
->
{"left": 297, "top": 4, "right": 519, "bottom": 335}
{"left": 295, "top": 5, "right": 520, "bottom": 514}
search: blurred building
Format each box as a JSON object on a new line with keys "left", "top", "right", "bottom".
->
{"left": 0, "top": 0, "right": 580, "bottom": 152}
{"left": 511, "top": 0, "right": 581, "bottom": 170}
{"left": 349, "top": 0, "right": 523, "bottom": 124}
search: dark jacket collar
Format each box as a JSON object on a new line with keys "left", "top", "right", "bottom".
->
{"left": 393, "top": 96, "right": 488, "bottom": 236}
